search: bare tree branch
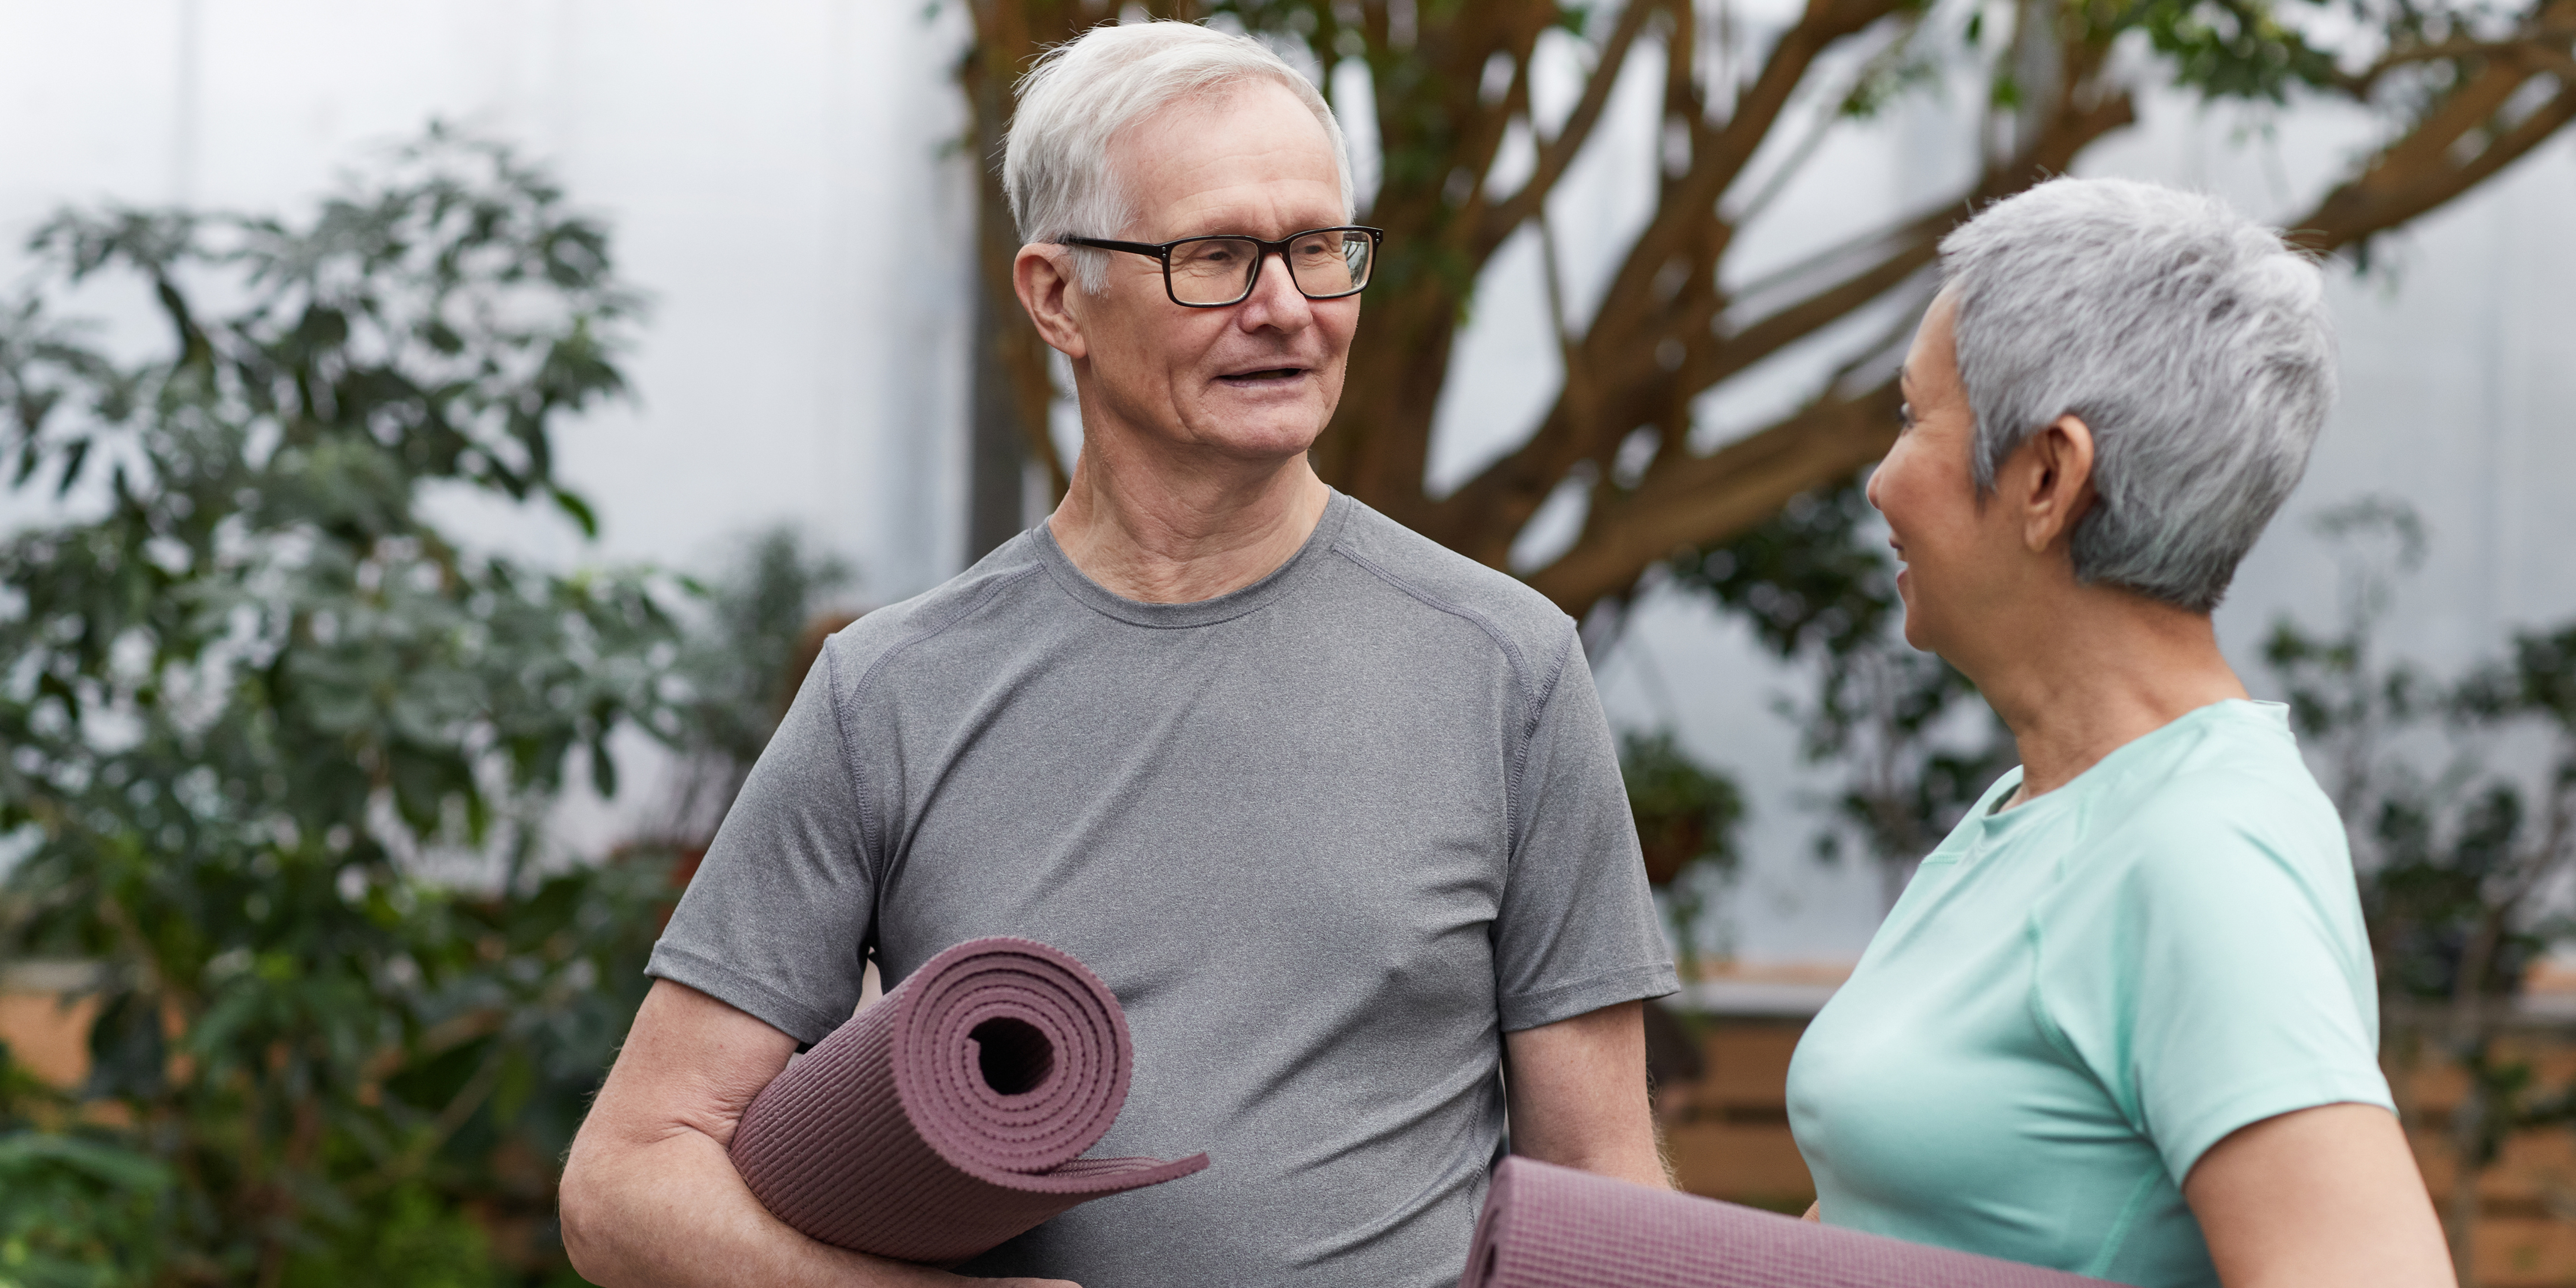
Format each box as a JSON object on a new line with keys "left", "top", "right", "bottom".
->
{"left": 1432, "top": 12, "right": 1551, "bottom": 247}
{"left": 2349, "top": 39, "right": 2576, "bottom": 94}
{"left": 1694, "top": 209, "right": 1951, "bottom": 388}
{"left": 2336, "top": 0, "right": 2576, "bottom": 98}
{"left": 1420, "top": 0, "right": 1910, "bottom": 552}
{"left": 2296, "top": 73, "right": 2576, "bottom": 250}
{"left": 1528, "top": 379, "right": 1904, "bottom": 609}
{"left": 1480, "top": 0, "right": 1668, "bottom": 253}
{"left": 1727, "top": 17, "right": 1924, "bottom": 228}
{"left": 1516, "top": 29, "right": 2137, "bottom": 613}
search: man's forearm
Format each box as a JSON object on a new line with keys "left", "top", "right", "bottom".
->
{"left": 561, "top": 1125, "right": 955, "bottom": 1288}
{"left": 1502, "top": 1000, "right": 1670, "bottom": 1190}
{"left": 1518, "top": 1117, "right": 1672, "bottom": 1189}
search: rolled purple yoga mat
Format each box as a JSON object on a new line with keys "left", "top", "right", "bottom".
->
{"left": 727, "top": 936, "right": 1209, "bottom": 1264}
{"left": 1461, "top": 1157, "right": 2116, "bottom": 1288}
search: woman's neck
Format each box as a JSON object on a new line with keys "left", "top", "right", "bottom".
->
{"left": 1962, "top": 587, "right": 2250, "bottom": 806}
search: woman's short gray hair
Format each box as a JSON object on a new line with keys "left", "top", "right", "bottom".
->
{"left": 1005, "top": 21, "right": 1354, "bottom": 292}
{"left": 1939, "top": 177, "right": 2334, "bottom": 612}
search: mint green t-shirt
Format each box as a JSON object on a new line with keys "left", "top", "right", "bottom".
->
{"left": 1784, "top": 700, "right": 2392, "bottom": 1287}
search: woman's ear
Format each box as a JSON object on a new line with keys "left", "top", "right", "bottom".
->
{"left": 1013, "top": 244, "right": 1089, "bottom": 360}
{"left": 2020, "top": 414, "right": 2099, "bottom": 555}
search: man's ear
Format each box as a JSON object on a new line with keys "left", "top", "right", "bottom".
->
{"left": 2019, "top": 414, "right": 2099, "bottom": 555}
{"left": 1013, "top": 244, "right": 1089, "bottom": 361}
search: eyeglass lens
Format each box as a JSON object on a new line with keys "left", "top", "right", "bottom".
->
{"left": 1167, "top": 231, "right": 1373, "bottom": 305}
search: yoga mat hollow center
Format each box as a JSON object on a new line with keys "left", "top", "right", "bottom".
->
{"left": 727, "top": 936, "right": 1208, "bottom": 1264}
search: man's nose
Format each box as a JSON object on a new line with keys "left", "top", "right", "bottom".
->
{"left": 1234, "top": 249, "right": 1313, "bottom": 329}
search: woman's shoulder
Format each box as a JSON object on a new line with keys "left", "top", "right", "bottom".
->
{"left": 2049, "top": 701, "right": 2357, "bottom": 917}
{"left": 2029, "top": 702, "right": 2380, "bottom": 1068}
{"left": 2092, "top": 700, "right": 2338, "bottom": 842}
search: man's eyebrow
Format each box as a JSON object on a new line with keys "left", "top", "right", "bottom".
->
{"left": 1896, "top": 363, "right": 1911, "bottom": 390}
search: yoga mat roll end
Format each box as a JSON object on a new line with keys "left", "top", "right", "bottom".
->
{"left": 728, "top": 937, "right": 1207, "bottom": 1264}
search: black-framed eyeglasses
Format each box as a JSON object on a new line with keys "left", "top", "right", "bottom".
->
{"left": 1062, "top": 226, "right": 1383, "bottom": 307}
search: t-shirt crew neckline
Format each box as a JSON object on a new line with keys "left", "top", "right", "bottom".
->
{"left": 1977, "top": 697, "right": 2291, "bottom": 834}
{"left": 1029, "top": 489, "right": 1356, "bottom": 629}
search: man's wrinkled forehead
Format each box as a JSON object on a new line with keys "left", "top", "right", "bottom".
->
{"left": 1104, "top": 80, "right": 1345, "bottom": 240}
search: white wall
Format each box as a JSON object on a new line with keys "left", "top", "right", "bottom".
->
{"left": 0, "top": 0, "right": 976, "bottom": 598}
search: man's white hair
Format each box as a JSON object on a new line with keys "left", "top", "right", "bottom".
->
{"left": 1938, "top": 176, "right": 2336, "bottom": 613}
{"left": 1005, "top": 21, "right": 1354, "bottom": 292}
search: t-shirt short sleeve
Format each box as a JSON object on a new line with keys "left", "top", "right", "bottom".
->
{"left": 2035, "top": 780, "right": 2394, "bottom": 1186}
{"left": 647, "top": 650, "right": 878, "bottom": 1045}
{"left": 1490, "top": 633, "right": 1679, "bottom": 1032}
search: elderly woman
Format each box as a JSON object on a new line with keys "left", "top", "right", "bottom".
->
{"left": 1784, "top": 177, "right": 2453, "bottom": 1288}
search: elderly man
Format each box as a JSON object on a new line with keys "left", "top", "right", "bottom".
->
{"left": 561, "top": 20, "right": 1674, "bottom": 1288}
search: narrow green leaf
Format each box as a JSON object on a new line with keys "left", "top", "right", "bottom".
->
{"left": 551, "top": 485, "right": 599, "bottom": 539}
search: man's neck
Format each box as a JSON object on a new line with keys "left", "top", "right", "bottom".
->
{"left": 1047, "top": 435, "right": 1332, "bottom": 605}
{"left": 1961, "top": 586, "right": 2251, "bottom": 807}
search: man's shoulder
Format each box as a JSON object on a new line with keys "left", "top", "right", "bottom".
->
{"left": 812, "top": 532, "right": 1055, "bottom": 693}
{"left": 1326, "top": 497, "right": 1579, "bottom": 687}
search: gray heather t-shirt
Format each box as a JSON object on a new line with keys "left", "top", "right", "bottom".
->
{"left": 648, "top": 490, "right": 1674, "bottom": 1288}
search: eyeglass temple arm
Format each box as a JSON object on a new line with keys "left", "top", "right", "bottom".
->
{"left": 1061, "top": 237, "right": 1169, "bottom": 258}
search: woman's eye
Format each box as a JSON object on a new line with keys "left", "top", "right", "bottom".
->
{"left": 1897, "top": 403, "right": 1916, "bottom": 431}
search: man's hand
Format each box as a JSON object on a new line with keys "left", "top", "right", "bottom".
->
{"left": 1501, "top": 1000, "right": 1669, "bottom": 1188}
{"left": 2183, "top": 1102, "right": 2452, "bottom": 1288}
{"left": 561, "top": 979, "right": 1080, "bottom": 1288}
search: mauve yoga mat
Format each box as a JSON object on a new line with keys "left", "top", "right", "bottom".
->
{"left": 727, "top": 936, "right": 1208, "bottom": 1264}
{"left": 1461, "top": 1157, "right": 2118, "bottom": 1288}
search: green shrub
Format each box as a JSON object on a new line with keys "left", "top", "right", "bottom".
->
{"left": 0, "top": 126, "right": 676, "bottom": 1285}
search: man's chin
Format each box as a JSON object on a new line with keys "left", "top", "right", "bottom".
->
{"left": 1183, "top": 397, "right": 1334, "bottom": 459}
{"left": 1200, "top": 425, "right": 1329, "bottom": 463}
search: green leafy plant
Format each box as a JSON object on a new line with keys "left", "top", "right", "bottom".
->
{"left": 2265, "top": 498, "right": 2576, "bottom": 1277}
{"left": 1620, "top": 728, "right": 1745, "bottom": 975}
{"left": 0, "top": 1074, "right": 173, "bottom": 1288}
{"left": 1663, "top": 479, "right": 2011, "bottom": 908}
{"left": 0, "top": 126, "right": 681, "bottom": 1286}
{"left": 653, "top": 528, "right": 858, "bottom": 845}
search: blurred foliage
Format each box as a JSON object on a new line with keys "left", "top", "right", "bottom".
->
{"left": 0, "top": 1073, "right": 173, "bottom": 1288}
{"left": 653, "top": 530, "right": 856, "bottom": 844}
{"left": 1622, "top": 728, "right": 1746, "bottom": 886}
{"left": 1665, "top": 483, "right": 1896, "bottom": 663}
{"left": 0, "top": 127, "right": 684, "bottom": 1286}
{"left": 2118, "top": 0, "right": 2344, "bottom": 102}
{"left": 1619, "top": 729, "right": 1745, "bottom": 973}
{"left": 2256, "top": 497, "right": 2575, "bottom": 1008}
{"left": 673, "top": 530, "right": 854, "bottom": 768}
{"left": 2263, "top": 497, "right": 2576, "bottom": 1266}
{"left": 1662, "top": 478, "right": 2011, "bottom": 906}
